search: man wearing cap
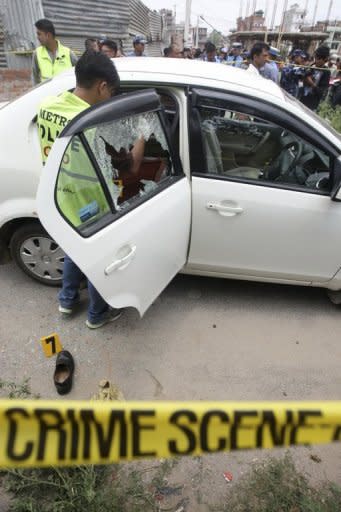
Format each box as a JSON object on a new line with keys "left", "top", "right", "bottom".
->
{"left": 227, "top": 43, "right": 244, "bottom": 68}
{"left": 280, "top": 49, "right": 306, "bottom": 98}
{"left": 218, "top": 47, "right": 228, "bottom": 62}
{"left": 261, "top": 47, "right": 280, "bottom": 83}
{"left": 127, "top": 35, "right": 147, "bottom": 57}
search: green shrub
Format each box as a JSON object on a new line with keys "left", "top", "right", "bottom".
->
{"left": 222, "top": 453, "right": 341, "bottom": 512}
{"left": 318, "top": 101, "right": 341, "bottom": 134}
{"left": 2, "top": 460, "right": 178, "bottom": 512}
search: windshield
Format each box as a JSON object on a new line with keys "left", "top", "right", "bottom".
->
{"left": 284, "top": 91, "right": 341, "bottom": 145}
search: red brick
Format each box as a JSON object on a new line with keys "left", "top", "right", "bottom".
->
{"left": 0, "top": 68, "right": 32, "bottom": 101}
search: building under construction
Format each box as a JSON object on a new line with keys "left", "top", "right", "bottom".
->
{"left": 232, "top": 0, "right": 336, "bottom": 56}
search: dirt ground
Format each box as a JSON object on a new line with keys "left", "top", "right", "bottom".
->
{"left": 1, "top": 261, "right": 341, "bottom": 510}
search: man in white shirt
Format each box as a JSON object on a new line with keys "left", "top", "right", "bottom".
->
{"left": 246, "top": 42, "right": 269, "bottom": 75}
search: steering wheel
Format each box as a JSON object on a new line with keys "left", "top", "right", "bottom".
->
{"left": 281, "top": 140, "right": 303, "bottom": 173}
{"left": 268, "top": 139, "right": 303, "bottom": 182}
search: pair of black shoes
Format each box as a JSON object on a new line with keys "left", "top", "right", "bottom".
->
{"left": 54, "top": 350, "right": 75, "bottom": 395}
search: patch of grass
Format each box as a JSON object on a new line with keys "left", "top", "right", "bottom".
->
{"left": 3, "top": 466, "right": 114, "bottom": 512}
{"left": 2, "top": 460, "right": 178, "bottom": 512}
{"left": 221, "top": 453, "right": 341, "bottom": 512}
{"left": 318, "top": 101, "right": 341, "bottom": 133}
{"left": 0, "top": 378, "right": 39, "bottom": 399}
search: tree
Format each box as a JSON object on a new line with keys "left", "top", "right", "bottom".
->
{"left": 208, "top": 30, "right": 224, "bottom": 48}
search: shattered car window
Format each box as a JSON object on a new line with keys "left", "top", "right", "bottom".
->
{"left": 84, "top": 111, "right": 172, "bottom": 210}
{"left": 55, "top": 110, "right": 174, "bottom": 234}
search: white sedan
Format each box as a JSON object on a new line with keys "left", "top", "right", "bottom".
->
{"left": 3, "top": 58, "right": 341, "bottom": 310}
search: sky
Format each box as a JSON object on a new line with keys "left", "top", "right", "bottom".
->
{"left": 142, "top": 0, "right": 341, "bottom": 35}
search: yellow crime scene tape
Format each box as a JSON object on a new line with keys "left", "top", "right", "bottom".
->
{"left": 0, "top": 400, "right": 341, "bottom": 469}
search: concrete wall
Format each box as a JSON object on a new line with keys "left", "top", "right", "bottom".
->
{"left": 0, "top": 0, "right": 43, "bottom": 68}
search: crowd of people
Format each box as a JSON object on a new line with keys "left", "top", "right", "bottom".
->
{"left": 162, "top": 40, "right": 341, "bottom": 112}
{"left": 33, "top": 17, "right": 341, "bottom": 114}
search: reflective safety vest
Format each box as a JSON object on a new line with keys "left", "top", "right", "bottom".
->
{"left": 36, "top": 41, "right": 72, "bottom": 82}
{"left": 37, "top": 91, "right": 87, "bottom": 164}
{"left": 37, "top": 92, "right": 110, "bottom": 228}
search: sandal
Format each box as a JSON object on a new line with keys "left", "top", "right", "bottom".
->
{"left": 54, "top": 350, "right": 75, "bottom": 395}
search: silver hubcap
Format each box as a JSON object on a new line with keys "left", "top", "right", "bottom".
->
{"left": 20, "top": 236, "right": 64, "bottom": 281}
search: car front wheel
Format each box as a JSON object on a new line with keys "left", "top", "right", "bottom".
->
{"left": 327, "top": 289, "right": 341, "bottom": 305}
{"left": 10, "top": 223, "right": 64, "bottom": 286}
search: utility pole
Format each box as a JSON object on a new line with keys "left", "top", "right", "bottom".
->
{"left": 184, "top": 0, "right": 192, "bottom": 47}
{"left": 302, "top": 0, "right": 309, "bottom": 25}
{"left": 277, "top": 0, "right": 288, "bottom": 48}
{"left": 331, "top": 17, "right": 338, "bottom": 52}
{"left": 195, "top": 15, "right": 199, "bottom": 47}
{"left": 326, "top": 0, "right": 333, "bottom": 25}
{"left": 264, "top": 0, "right": 269, "bottom": 42}
{"left": 239, "top": 0, "right": 243, "bottom": 19}
{"left": 245, "top": 0, "right": 250, "bottom": 18}
{"left": 270, "top": 0, "right": 278, "bottom": 31}
{"left": 264, "top": 0, "right": 269, "bottom": 24}
{"left": 312, "top": 0, "right": 319, "bottom": 28}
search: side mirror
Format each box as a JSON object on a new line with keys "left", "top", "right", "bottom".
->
{"left": 331, "top": 158, "right": 341, "bottom": 201}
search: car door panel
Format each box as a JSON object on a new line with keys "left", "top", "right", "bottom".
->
{"left": 188, "top": 176, "right": 341, "bottom": 282}
{"left": 37, "top": 90, "right": 191, "bottom": 316}
{"left": 188, "top": 89, "right": 341, "bottom": 284}
{"left": 60, "top": 176, "right": 190, "bottom": 315}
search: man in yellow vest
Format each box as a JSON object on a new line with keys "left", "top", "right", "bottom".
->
{"left": 37, "top": 51, "right": 123, "bottom": 328}
{"left": 33, "top": 18, "right": 78, "bottom": 85}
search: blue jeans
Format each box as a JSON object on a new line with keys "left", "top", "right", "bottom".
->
{"left": 59, "top": 255, "right": 109, "bottom": 324}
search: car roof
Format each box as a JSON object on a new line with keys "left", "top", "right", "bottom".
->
{"left": 59, "top": 57, "right": 284, "bottom": 103}
{"left": 113, "top": 57, "right": 285, "bottom": 101}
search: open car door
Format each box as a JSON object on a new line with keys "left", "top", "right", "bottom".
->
{"left": 37, "top": 90, "right": 191, "bottom": 316}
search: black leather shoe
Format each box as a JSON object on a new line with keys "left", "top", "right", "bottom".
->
{"left": 54, "top": 350, "right": 75, "bottom": 395}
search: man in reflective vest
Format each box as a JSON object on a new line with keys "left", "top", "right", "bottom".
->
{"left": 37, "top": 51, "right": 122, "bottom": 329}
{"left": 226, "top": 42, "right": 244, "bottom": 68}
{"left": 33, "top": 18, "right": 78, "bottom": 85}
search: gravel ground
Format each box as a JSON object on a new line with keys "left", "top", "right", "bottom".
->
{"left": 1, "top": 261, "right": 341, "bottom": 510}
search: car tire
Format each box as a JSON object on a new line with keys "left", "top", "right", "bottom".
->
{"left": 10, "top": 223, "right": 64, "bottom": 286}
{"left": 327, "top": 289, "right": 341, "bottom": 305}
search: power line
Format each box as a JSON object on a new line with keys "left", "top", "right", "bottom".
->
{"left": 199, "top": 15, "right": 224, "bottom": 36}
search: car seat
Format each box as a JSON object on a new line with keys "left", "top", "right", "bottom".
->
{"left": 201, "top": 120, "right": 224, "bottom": 174}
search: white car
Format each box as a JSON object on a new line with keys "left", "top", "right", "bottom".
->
{"left": 3, "top": 57, "right": 341, "bottom": 310}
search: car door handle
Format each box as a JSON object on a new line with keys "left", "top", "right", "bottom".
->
{"left": 104, "top": 245, "right": 137, "bottom": 275}
{"left": 206, "top": 202, "right": 243, "bottom": 216}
